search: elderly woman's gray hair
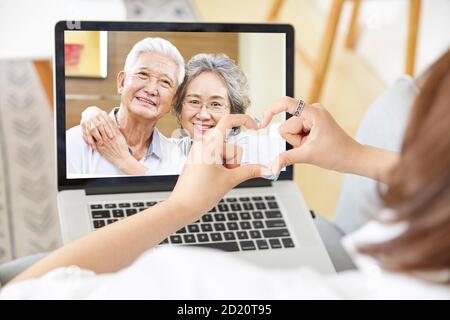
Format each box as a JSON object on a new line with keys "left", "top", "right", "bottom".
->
{"left": 174, "top": 53, "right": 251, "bottom": 118}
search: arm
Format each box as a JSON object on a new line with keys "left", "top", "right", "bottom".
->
{"left": 345, "top": 144, "right": 398, "bottom": 184}
{"left": 113, "top": 155, "right": 148, "bottom": 175}
{"left": 8, "top": 114, "right": 269, "bottom": 285}
{"left": 261, "top": 97, "right": 398, "bottom": 184}
{"left": 10, "top": 200, "right": 191, "bottom": 284}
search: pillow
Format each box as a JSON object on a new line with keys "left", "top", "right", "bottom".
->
{"left": 334, "top": 76, "right": 419, "bottom": 234}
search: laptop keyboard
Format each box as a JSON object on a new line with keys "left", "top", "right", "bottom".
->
{"left": 89, "top": 195, "right": 295, "bottom": 252}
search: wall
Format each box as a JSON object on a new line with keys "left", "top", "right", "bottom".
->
{"left": 65, "top": 31, "right": 239, "bottom": 137}
{"left": 315, "top": 0, "right": 450, "bottom": 85}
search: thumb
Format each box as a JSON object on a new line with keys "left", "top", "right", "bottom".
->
{"left": 260, "top": 109, "right": 274, "bottom": 129}
{"left": 230, "top": 164, "right": 273, "bottom": 186}
{"left": 271, "top": 148, "right": 307, "bottom": 175}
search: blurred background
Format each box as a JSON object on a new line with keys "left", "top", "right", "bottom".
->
{"left": 0, "top": 0, "right": 449, "bottom": 263}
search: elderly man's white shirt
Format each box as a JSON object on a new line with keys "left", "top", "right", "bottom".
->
{"left": 66, "top": 109, "right": 186, "bottom": 177}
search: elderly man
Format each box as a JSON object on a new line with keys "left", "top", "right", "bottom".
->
{"left": 66, "top": 37, "right": 186, "bottom": 177}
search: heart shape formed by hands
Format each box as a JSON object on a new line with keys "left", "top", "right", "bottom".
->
{"left": 218, "top": 115, "right": 283, "bottom": 181}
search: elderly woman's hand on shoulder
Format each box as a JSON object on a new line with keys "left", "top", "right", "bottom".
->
{"left": 80, "top": 106, "right": 116, "bottom": 150}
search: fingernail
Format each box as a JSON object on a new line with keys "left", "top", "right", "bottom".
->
{"left": 262, "top": 173, "right": 280, "bottom": 181}
{"left": 260, "top": 167, "right": 274, "bottom": 177}
{"left": 253, "top": 116, "right": 261, "bottom": 128}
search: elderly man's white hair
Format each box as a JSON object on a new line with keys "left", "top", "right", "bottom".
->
{"left": 123, "top": 37, "right": 185, "bottom": 86}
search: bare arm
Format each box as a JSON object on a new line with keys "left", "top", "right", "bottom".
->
{"left": 8, "top": 114, "right": 269, "bottom": 286}
{"left": 344, "top": 144, "right": 398, "bottom": 184}
{"left": 9, "top": 200, "right": 191, "bottom": 284}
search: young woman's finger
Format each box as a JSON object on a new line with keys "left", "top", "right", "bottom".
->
{"left": 214, "top": 114, "right": 258, "bottom": 145}
{"left": 277, "top": 116, "right": 313, "bottom": 147}
{"left": 260, "top": 96, "right": 300, "bottom": 128}
{"left": 223, "top": 143, "right": 243, "bottom": 169}
{"left": 230, "top": 164, "right": 273, "bottom": 186}
{"left": 271, "top": 149, "right": 298, "bottom": 176}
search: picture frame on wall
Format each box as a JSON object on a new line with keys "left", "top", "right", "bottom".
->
{"left": 64, "top": 31, "right": 107, "bottom": 78}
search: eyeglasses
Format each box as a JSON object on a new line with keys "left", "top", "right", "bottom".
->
{"left": 183, "top": 99, "right": 229, "bottom": 114}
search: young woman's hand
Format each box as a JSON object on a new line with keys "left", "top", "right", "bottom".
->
{"left": 168, "top": 114, "right": 273, "bottom": 220}
{"left": 80, "top": 106, "right": 114, "bottom": 150}
{"left": 260, "top": 97, "right": 362, "bottom": 175}
{"left": 260, "top": 97, "right": 398, "bottom": 183}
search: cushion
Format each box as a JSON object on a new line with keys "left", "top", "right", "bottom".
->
{"left": 0, "top": 252, "right": 48, "bottom": 287}
{"left": 334, "top": 76, "right": 419, "bottom": 234}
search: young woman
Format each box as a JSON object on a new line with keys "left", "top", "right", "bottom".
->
{"left": 1, "top": 51, "right": 449, "bottom": 299}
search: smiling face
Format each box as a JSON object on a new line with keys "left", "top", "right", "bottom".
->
{"left": 180, "top": 71, "right": 231, "bottom": 139}
{"left": 118, "top": 51, "right": 178, "bottom": 121}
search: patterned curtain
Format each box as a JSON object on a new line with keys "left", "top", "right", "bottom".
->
{"left": 0, "top": 61, "right": 61, "bottom": 262}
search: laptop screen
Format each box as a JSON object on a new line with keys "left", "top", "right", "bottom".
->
{"left": 56, "top": 22, "right": 294, "bottom": 189}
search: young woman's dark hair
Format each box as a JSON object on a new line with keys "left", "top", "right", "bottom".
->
{"left": 358, "top": 49, "right": 450, "bottom": 278}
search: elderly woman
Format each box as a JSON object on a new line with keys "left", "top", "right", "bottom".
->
{"left": 170, "top": 53, "right": 250, "bottom": 155}
{"left": 79, "top": 53, "right": 252, "bottom": 175}
{"left": 66, "top": 37, "right": 186, "bottom": 177}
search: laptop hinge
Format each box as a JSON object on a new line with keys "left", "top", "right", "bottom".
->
{"left": 236, "top": 178, "right": 272, "bottom": 188}
{"left": 84, "top": 178, "right": 271, "bottom": 195}
{"left": 85, "top": 182, "right": 176, "bottom": 195}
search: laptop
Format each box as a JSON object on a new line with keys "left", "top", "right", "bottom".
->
{"left": 55, "top": 21, "right": 335, "bottom": 274}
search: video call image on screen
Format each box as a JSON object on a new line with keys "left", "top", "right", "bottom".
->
{"left": 65, "top": 30, "right": 286, "bottom": 179}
